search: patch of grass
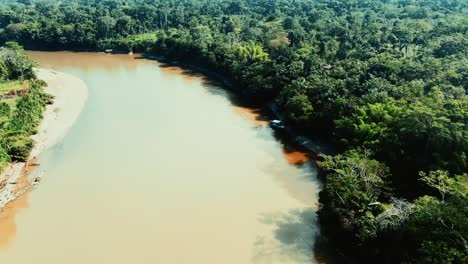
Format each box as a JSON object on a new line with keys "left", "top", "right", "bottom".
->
{"left": 0, "top": 80, "right": 22, "bottom": 95}
{"left": 1, "top": 80, "right": 49, "bottom": 162}
{"left": 2, "top": 98, "right": 18, "bottom": 111}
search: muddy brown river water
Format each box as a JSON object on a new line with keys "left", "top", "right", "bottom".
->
{"left": 0, "top": 52, "right": 321, "bottom": 264}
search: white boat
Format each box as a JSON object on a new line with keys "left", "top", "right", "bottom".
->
{"left": 270, "top": 120, "right": 285, "bottom": 129}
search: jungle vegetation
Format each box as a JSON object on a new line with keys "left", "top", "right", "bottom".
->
{"left": 0, "top": 0, "right": 466, "bottom": 263}
{"left": 0, "top": 41, "right": 50, "bottom": 171}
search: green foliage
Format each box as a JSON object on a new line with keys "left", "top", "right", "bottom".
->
{"left": 0, "top": 42, "right": 46, "bottom": 163}
{"left": 419, "top": 170, "right": 453, "bottom": 200}
{"left": 417, "top": 240, "right": 467, "bottom": 264}
{"left": 318, "top": 150, "right": 390, "bottom": 245}
{"left": 356, "top": 211, "right": 378, "bottom": 242}
{"left": 319, "top": 150, "right": 389, "bottom": 210}
{"left": 0, "top": 144, "right": 11, "bottom": 172}
{"left": 1, "top": 132, "right": 34, "bottom": 161}
{"left": 0, "top": 0, "right": 466, "bottom": 262}
{"left": 0, "top": 101, "right": 11, "bottom": 126}
{"left": 336, "top": 100, "right": 403, "bottom": 149}
{"left": 3, "top": 41, "right": 24, "bottom": 51}
{"left": 0, "top": 70, "right": 47, "bottom": 163}
{"left": 284, "top": 94, "right": 313, "bottom": 125}
{"left": 237, "top": 42, "right": 269, "bottom": 64}
{"left": 98, "top": 33, "right": 158, "bottom": 53}
{"left": 434, "top": 34, "right": 468, "bottom": 58}
{"left": 7, "top": 81, "right": 47, "bottom": 132}
{"left": 0, "top": 44, "right": 36, "bottom": 80}
{"left": 407, "top": 174, "right": 468, "bottom": 264}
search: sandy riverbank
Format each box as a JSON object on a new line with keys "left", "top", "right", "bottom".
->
{"left": 0, "top": 69, "right": 88, "bottom": 208}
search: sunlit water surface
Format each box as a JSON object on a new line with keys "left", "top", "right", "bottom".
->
{"left": 0, "top": 52, "right": 321, "bottom": 264}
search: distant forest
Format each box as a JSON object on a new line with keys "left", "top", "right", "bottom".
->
{"left": 0, "top": 1, "right": 466, "bottom": 263}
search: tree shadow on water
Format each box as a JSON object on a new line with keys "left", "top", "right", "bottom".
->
{"left": 140, "top": 56, "right": 225, "bottom": 87}
{"left": 253, "top": 208, "right": 320, "bottom": 263}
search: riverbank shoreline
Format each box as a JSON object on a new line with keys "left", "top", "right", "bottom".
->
{"left": 142, "top": 53, "right": 336, "bottom": 155}
{"left": 0, "top": 69, "right": 88, "bottom": 209}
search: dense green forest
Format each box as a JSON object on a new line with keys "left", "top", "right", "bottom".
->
{"left": 0, "top": 0, "right": 466, "bottom": 263}
{"left": 0, "top": 41, "right": 51, "bottom": 172}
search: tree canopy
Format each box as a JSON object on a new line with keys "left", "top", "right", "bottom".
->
{"left": 0, "top": 42, "right": 49, "bottom": 168}
{"left": 0, "top": 1, "right": 466, "bottom": 263}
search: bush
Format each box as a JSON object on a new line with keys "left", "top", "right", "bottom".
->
{"left": 2, "top": 133, "right": 33, "bottom": 161}
{"left": 8, "top": 80, "right": 48, "bottom": 134}
{"left": 1, "top": 78, "right": 48, "bottom": 162}
{"left": 0, "top": 144, "right": 11, "bottom": 172}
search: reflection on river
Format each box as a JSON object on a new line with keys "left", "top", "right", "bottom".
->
{"left": 0, "top": 52, "right": 321, "bottom": 264}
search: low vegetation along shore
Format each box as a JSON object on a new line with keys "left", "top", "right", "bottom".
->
{"left": 0, "top": 0, "right": 467, "bottom": 263}
{"left": 0, "top": 43, "right": 88, "bottom": 208}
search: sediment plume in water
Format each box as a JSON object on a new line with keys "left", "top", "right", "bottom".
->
{"left": 0, "top": 52, "right": 321, "bottom": 264}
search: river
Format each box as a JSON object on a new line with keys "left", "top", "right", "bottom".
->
{"left": 0, "top": 52, "right": 321, "bottom": 264}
